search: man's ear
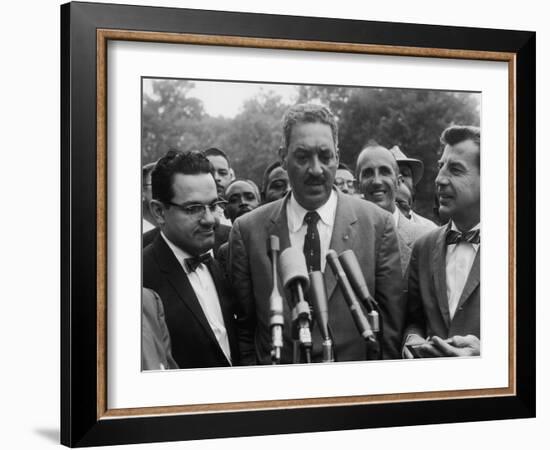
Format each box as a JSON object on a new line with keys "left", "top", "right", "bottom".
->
{"left": 229, "top": 168, "right": 235, "bottom": 181}
{"left": 149, "top": 200, "right": 166, "bottom": 226}
{"left": 335, "top": 147, "right": 340, "bottom": 165}
{"left": 278, "top": 146, "right": 287, "bottom": 169}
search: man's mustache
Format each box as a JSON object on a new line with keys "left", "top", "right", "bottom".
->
{"left": 304, "top": 175, "right": 327, "bottom": 185}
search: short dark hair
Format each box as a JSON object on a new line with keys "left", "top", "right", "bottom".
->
{"left": 142, "top": 161, "right": 156, "bottom": 185}
{"left": 440, "top": 125, "right": 480, "bottom": 167}
{"left": 261, "top": 161, "right": 283, "bottom": 196}
{"left": 281, "top": 103, "right": 338, "bottom": 149}
{"left": 440, "top": 125, "right": 480, "bottom": 148}
{"left": 203, "top": 147, "right": 231, "bottom": 166}
{"left": 225, "top": 178, "right": 261, "bottom": 200}
{"left": 152, "top": 150, "right": 213, "bottom": 204}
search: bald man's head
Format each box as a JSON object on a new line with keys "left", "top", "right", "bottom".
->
{"left": 356, "top": 145, "right": 400, "bottom": 213}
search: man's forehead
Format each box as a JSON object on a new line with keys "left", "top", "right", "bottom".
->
{"left": 289, "top": 121, "right": 335, "bottom": 145}
{"left": 398, "top": 163, "right": 413, "bottom": 174}
{"left": 336, "top": 169, "right": 354, "bottom": 180}
{"left": 172, "top": 173, "right": 217, "bottom": 200}
{"left": 358, "top": 147, "right": 394, "bottom": 169}
{"left": 268, "top": 167, "right": 288, "bottom": 180}
{"left": 441, "top": 140, "right": 479, "bottom": 163}
{"left": 207, "top": 154, "right": 230, "bottom": 169}
{"left": 226, "top": 181, "right": 255, "bottom": 195}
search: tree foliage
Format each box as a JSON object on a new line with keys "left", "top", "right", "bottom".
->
{"left": 142, "top": 80, "right": 480, "bottom": 219}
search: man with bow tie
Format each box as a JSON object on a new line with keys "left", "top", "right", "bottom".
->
{"left": 403, "top": 126, "right": 481, "bottom": 358}
{"left": 143, "top": 150, "right": 239, "bottom": 369}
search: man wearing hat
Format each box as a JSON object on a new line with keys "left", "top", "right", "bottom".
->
{"left": 389, "top": 146, "right": 437, "bottom": 230}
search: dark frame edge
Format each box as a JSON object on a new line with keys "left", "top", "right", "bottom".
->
{"left": 515, "top": 31, "right": 536, "bottom": 418}
{"left": 60, "top": 2, "right": 72, "bottom": 447}
{"left": 61, "top": 2, "right": 102, "bottom": 447}
{"left": 60, "top": 2, "right": 536, "bottom": 447}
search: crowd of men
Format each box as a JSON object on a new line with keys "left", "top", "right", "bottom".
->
{"left": 141, "top": 103, "right": 481, "bottom": 370}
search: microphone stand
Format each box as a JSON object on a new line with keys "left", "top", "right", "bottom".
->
{"left": 308, "top": 271, "right": 334, "bottom": 363}
{"left": 326, "top": 250, "right": 378, "bottom": 360}
{"left": 289, "top": 281, "right": 312, "bottom": 364}
{"left": 338, "top": 250, "right": 383, "bottom": 360}
{"left": 268, "top": 236, "right": 284, "bottom": 364}
{"left": 279, "top": 247, "right": 313, "bottom": 364}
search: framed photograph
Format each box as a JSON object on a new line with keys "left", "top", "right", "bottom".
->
{"left": 61, "top": 1, "right": 535, "bottom": 447}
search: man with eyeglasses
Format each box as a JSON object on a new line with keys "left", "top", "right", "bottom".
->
{"left": 142, "top": 154, "right": 232, "bottom": 254}
{"left": 143, "top": 150, "right": 239, "bottom": 369}
{"left": 334, "top": 163, "right": 357, "bottom": 196}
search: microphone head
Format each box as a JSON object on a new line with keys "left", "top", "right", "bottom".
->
{"left": 279, "top": 247, "right": 310, "bottom": 291}
{"left": 308, "top": 271, "right": 329, "bottom": 339}
{"left": 268, "top": 235, "right": 280, "bottom": 253}
{"left": 325, "top": 249, "right": 341, "bottom": 272}
{"left": 339, "top": 249, "right": 373, "bottom": 303}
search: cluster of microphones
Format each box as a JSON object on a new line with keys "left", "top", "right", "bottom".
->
{"left": 268, "top": 235, "right": 382, "bottom": 364}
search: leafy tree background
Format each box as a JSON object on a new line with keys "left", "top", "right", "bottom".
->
{"left": 143, "top": 79, "right": 479, "bottom": 221}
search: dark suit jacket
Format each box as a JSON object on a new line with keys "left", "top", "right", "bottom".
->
{"left": 143, "top": 224, "right": 231, "bottom": 256}
{"left": 143, "top": 235, "right": 239, "bottom": 369}
{"left": 229, "top": 191, "right": 405, "bottom": 364}
{"left": 405, "top": 225, "right": 480, "bottom": 341}
{"left": 216, "top": 241, "right": 230, "bottom": 281}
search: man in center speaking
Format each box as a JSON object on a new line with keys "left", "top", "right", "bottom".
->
{"left": 229, "top": 103, "right": 404, "bottom": 364}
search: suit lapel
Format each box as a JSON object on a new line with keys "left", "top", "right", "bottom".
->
{"left": 265, "top": 196, "right": 292, "bottom": 302}
{"left": 153, "top": 237, "right": 224, "bottom": 354}
{"left": 432, "top": 227, "right": 451, "bottom": 329}
{"left": 325, "top": 193, "right": 358, "bottom": 300}
{"left": 267, "top": 195, "right": 291, "bottom": 252}
{"left": 208, "top": 259, "right": 238, "bottom": 361}
{"left": 397, "top": 211, "right": 416, "bottom": 248}
{"left": 456, "top": 249, "right": 480, "bottom": 311}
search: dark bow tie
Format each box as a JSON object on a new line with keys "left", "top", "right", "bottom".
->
{"left": 184, "top": 252, "right": 213, "bottom": 272}
{"left": 446, "top": 229, "right": 480, "bottom": 246}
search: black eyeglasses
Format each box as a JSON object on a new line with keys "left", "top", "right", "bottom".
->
{"left": 334, "top": 178, "right": 356, "bottom": 189}
{"left": 165, "top": 199, "right": 227, "bottom": 216}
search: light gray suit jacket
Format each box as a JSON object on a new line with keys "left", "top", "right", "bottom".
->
{"left": 229, "top": 191, "right": 405, "bottom": 364}
{"left": 395, "top": 210, "right": 434, "bottom": 275}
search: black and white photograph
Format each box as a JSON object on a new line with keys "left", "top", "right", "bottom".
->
{"left": 140, "top": 78, "right": 481, "bottom": 370}
{"left": 54, "top": 1, "right": 538, "bottom": 446}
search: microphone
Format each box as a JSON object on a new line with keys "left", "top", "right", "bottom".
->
{"left": 267, "top": 235, "right": 284, "bottom": 364}
{"left": 279, "top": 247, "right": 312, "bottom": 363}
{"left": 308, "top": 271, "right": 334, "bottom": 362}
{"left": 338, "top": 250, "right": 379, "bottom": 333}
{"left": 326, "top": 250, "right": 375, "bottom": 342}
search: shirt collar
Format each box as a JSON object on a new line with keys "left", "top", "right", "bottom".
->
{"left": 450, "top": 221, "right": 480, "bottom": 233}
{"left": 392, "top": 207, "right": 400, "bottom": 228}
{"left": 287, "top": 189, "right": 338, "bottom": 233}
{"left": 160, "top": 231, "right": 213, "bottom": 274}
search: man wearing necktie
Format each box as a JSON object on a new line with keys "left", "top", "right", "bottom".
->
{"left": 403, "top": 126, "right": 481, "bottom": 358}
{"left": 230, "top": 103, "right": 404, "bottom": 364}
{"left": 143, "top": 150, "right": 239, "bottom": 369}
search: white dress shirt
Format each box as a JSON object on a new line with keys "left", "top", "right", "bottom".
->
{"left": 160, "top": 232, "right": 232, "bottom": 364}
{"left": 392, "top": 206, "right": 400, "bottom": 228}
{"left": 142, "top": 218, "right": 156, "bottom": 234}
{"left": 286, "top": 189, "right": 338, "bottom": 273}
{"left": 445, "top": 222, "right": 480, "bottom": 320}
